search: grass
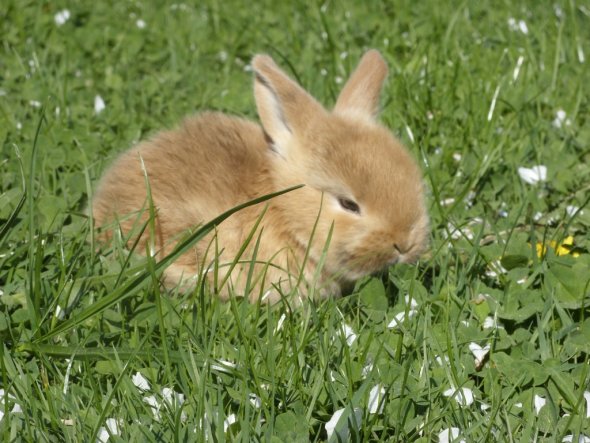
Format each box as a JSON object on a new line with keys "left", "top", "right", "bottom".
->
{"left": 1, "top": 0, "right": 590, "bottom": 441}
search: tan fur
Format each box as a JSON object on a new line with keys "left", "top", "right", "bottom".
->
{"left": 92, "top": 50, "right": 429, "bottom": 303}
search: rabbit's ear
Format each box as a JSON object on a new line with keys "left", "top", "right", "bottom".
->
{"left": 252, "top": 55, "right": 324, "bottom": 155}
{"left": 334, "top": 50, "right": 388, "bottom": 118}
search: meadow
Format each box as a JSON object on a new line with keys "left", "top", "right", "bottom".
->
{"left": 1, "top": 1, "right": 589, "bottom": 441}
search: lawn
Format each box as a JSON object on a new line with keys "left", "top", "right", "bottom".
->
{"left": 1, "top": 0, "right": 590, "bottom": 441}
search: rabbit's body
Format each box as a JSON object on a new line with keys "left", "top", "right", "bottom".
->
{"left": 93, "top": 51, "right": 429, "bottom": 302}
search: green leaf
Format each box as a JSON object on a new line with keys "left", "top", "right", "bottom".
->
{"left": 273, "top": 411, "right": 309, "bottom": 442}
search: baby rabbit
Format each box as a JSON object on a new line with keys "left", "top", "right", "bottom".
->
{"left": 92, "top": 50, "right": 429, "bottom": 303}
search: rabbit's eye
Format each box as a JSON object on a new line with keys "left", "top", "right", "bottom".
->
{"left": 338, "top": 197, "right": 360, "bottom": 214}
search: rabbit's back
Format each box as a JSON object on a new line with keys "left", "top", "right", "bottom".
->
{"left": 93, "top": 112, "right": 268, "bottom": 248}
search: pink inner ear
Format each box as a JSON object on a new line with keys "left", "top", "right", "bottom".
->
{"left": 252, "top": 54, "right": 326, "bottom": 154}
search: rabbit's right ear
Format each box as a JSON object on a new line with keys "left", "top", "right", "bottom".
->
{"left": 334, "top": 50, "right": 388, "bottom": 118}
{"left": 252, "top": 55, "right": 324, "bottom": 156}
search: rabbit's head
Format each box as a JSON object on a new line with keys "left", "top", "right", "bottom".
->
{"left": 252, "top": 50, "right": 429, "bottom": 282}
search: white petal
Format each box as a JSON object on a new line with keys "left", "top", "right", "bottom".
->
{"left": 438, "top": 427, "right": 465, "bottom": 443}
{"left": 468, "top": 343, "right": 491, "bottom": 366}
{"left": 54, "top": 10, "right": 71, "bottom": 26}
{"left": 340, "top": 323, "right": 357, "bottom": 346}
{"left": 94, "top": 95, "right": 106, "bottom": 114}
{"left": 534, "top": 394, "right": 546, "bottom": 415}
{"left": 361, "top": 362, "right": 374, "bottom": 378}
{"left": 566, "top": 205, "right": 581, "bottom": 217}
{"left": 518, "top": 165, "right": 547, "bottom": 184}
{"left": 97, "top": 427, "right": 109, "bottom": 443}
{"left": 518, "top": 20, "right": 529, "bottom": 34}
{"left": 368, "top": 385, "right": 386, "bottom": 414}
{"left": 387, "top": 309, "right": 417, "bottom": 328}
{"left": 132, "top": 372, "right": 151, "bottom": 391}
{"left": 443, "top": 387, "right": 474, "bottom": 407}
{"left": 248, "top": 393, "right": 262, "bottom": 409}
{"left": 584, "top": 391, "right": 590, "bottom": 418}
{"left": 404, "top": 294, "right": 419, "bottom": 309}
{"left": 562, "top": 435, "right": 590, "bottom": 443}
{"left": 223, "top": 413, "right": 237, "bottom": 432}
{"left": 136, "top": 19, "right": 146, "bottom": 29}
{"left": 325, "top": 407, "right": 362, "bottom": 440}
{"left": 143, "top": 395, "right": 161, "bottom": 420}
{"left": 483, "top": 316, "right": 495, "bottom": 329}
{"left": 435, "top": 355, "right": 450, "bottom": 365}
{"left": 553, "top": 109, "right": 567, "bottom": 128}
{"left": 97, "top": 418, "right": 121, "bottom": 442}
{"left": 274, "top": 313, "right": 286, "bottom": 333}
{"left": 507, "top": 17, "right": 518, "bottom": 31}
{"left": 162, "top": 387, "right": 184, "bottom": 406}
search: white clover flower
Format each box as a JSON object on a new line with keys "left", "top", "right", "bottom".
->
{"left": 136, "top": 19, "right": 146, "bottom": 29}
{"left": 452, "top": 152, "right": 462, "bottom": 161}
{"left": 54, "top": 9, "right": 71, "bottom": 26}
{"left": 443, "top": 387, "right": 475, "bottom": 407}
{"left": 29, "top": 100, "right": 41, "bottom": 108}
{"left": 325, "top": 407, "right": 362, "bottom": 440}
{"left": 94, "top": 95, "right": 106, "bottom": 114}
{"left": 132, "top": 372, "right": 151, "bottom": 391}
{"left": 534, "top": 394, "right": 546, "bottom": 414}
{"left": 368, "top": 385, "right": 386, "bottom": 414}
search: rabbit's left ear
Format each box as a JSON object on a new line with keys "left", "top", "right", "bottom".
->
{"left": 252, "top": 55, "right": 325, "bottom": 156}
{"left": 334, "top": 50, "right": 388, "bottom": 118}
